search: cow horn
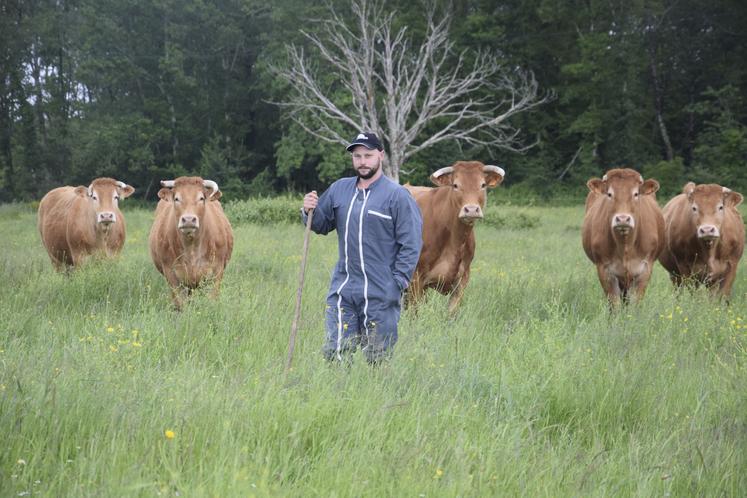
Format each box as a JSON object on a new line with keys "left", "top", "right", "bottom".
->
{"left": 87, "top": 184, "right": 93, "bottom": 197}
{"left": 116, "top": 181, "right": 126, "bottom": 189}
{"left": 161, "top": 180, "right": 175, "bottom": 188}
{"left": 639, "top": 174, "right": 644, "bottom": 183}
{"left": 483, "top": 165, "right": 506, "bottom": 177}
{"left": 602, "top": 174, "right": 607, "bottom": 181}
{"left": 723, "top": 186, "right": 732, "bottom": 194}
{"left": 203, "top": 179, "right": 219, "bottom": 197}
{"left": 432, "top": 167, "right": 454, "bottom": 178}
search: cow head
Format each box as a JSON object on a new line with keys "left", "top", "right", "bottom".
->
{"left": 158, "top": 177, "right": 221, "bottom": 238}
{"left": 430, "top": 161, "right": 505, "bottom": 225}
{"left": 74, "top": 178, "right": 135, "bottom": 232}
{"left": 682, "top": 182, "right": 743, "bottom": 246}
{"left": 587, "top": 168, "right": 659, "bottom": 236}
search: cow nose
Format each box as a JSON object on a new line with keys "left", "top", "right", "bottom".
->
{"left": 460, "top": 204, "right": 483, "bottom": 219}
{"left": 179, "top": 214, "right": 199, "bottom": 228}
{"left": 698, "top": 224, "right": 719, "bottom": 239}
{"left": 97, "top": 211, "right": 116, "bottom": 224}
{"left": 613, "top": 214, "right": 632, "bottom": 226}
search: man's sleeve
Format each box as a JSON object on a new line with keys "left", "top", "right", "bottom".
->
{"left": 301, "top": 184, "right": 336, "bottom": 235}
{"left": 391, "top": 189, "right": 423, "bottom": 291}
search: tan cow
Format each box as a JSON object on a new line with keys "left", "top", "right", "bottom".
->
{"left": 582, "top": 168, "right": 665, "bottom": 306}
{"left": 38, "top": 177, "right": 135, "bottom": 271}
{"left": 405, "top": 161, "right": 505, "bottom": 313}
{"left": 149, "top": 176, "right": 233, "bottom": 308}
{"left": 659, "top": 182, "right": 744, "bottom": 297}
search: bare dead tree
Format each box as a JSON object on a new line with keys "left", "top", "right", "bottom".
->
{"left": 269, "top": 0, "right": 551, "bottom": 183}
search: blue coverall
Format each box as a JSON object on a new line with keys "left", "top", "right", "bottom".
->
{"left": 302, "top": 175, "right": 423, "bottom": 362}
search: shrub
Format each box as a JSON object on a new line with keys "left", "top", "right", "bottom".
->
{"left": 224, "top": 196, "right": 301, "bottom": 225}
{"left": 482, "top": 206, "right": 540, "bottom": 229}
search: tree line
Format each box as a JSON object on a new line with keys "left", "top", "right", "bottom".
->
{"left": 1, "top": 0, "right": 746, "bottom": 202}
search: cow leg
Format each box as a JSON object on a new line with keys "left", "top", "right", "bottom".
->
{"left": 447, "top": 271, "right": 470, "bottom": 315}
{"left": 69, "top": 249, "right": 85, "bottom": 269}
{"left": 404, "top": 271, "right": 425, "bottom": 311}
{"left": 163, "top": 269, "right": 186, "bottom": 310}
{"left": 631, "top": 267, "right": 653, "bottom": 303}
{"left": 210, "top": 270, "right": 225, "bottom": 299}
{"left": 716, "top": 262, "right": 737, "bottom": 299}
{"left": 596, "top": 265, "right": 622, "bottom": 308}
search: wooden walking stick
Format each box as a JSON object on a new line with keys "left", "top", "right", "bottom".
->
{"left": 285, "top": 206, "right": 314, "bottom": 373}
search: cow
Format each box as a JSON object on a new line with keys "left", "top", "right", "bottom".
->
{"left": 582, "top": 168, "right": 665, "bottom": 306}
{"left": 404, "top": 161, "right": 505, "bottom": 314}
{"left": 38, "top": 177, "right": 135, "bottom": 271}
{"left": 148, "top": 176, "right": 234, "bottom": 309}
{"left": 658, "top": 182, "right": 744, "bottom": 297}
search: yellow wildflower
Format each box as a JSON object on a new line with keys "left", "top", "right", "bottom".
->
{"left": 165, "top": 430, "right": 175, "bottom": 439}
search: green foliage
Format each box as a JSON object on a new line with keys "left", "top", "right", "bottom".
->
{"left": 1, "top": 205, "right": 746, "bottom": 495}
{"left": 690, "top": 86, "right": 747, "bottom": 191}
{"left": 482, "top": 206, "right": 540, "bottom": 229}
{"left": 1, "top": 0, "right": 747, "bottom": 202}
{"left": 223, "top": 195, "right": 301, "bottom": 225}
{"left": 642, "top": 157, "right": 686, "bottom": 198}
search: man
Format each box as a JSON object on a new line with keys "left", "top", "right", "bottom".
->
{"left": 302, "top": 132, "right": 423, "bottom": 363}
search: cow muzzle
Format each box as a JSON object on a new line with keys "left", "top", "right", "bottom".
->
{"left": 459, "top": 204, "right": 484, "bottom": 225}
{"left": 97, "top": 211, "right": 117, "bottom": 225}
{"left": 611, "top": 213, "right": 635, "bottom": 234}
{"left": 697, "top": 224, "right": 720, "bottom": 242}
{"left": 178, "top": 214, "right": 200, "bottom": 233}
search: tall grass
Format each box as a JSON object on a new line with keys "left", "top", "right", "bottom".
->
{"left": 0, "top": 202, "right": 745, "bottom": 496}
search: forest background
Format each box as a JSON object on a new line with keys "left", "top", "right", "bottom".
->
{"left": 1, "top": 0, "right": 746, "bottom": 203}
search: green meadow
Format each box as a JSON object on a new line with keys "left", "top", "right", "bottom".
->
{"left": 0, "top": 200, "right": 745, "bottom": 497}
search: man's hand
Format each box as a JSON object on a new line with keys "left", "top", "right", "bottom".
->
{"left": 303, "top": 191, "right": 318, "bottom": 214}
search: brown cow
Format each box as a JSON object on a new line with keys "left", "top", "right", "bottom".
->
{"left": 659, "top": 182, "right": 744, "bottom": 297}
{"left": 38, "top": 177, "right": 135, "bottom": 271}
{"left": 582, "top": 168, "right": 665, "bottom": 306}
{"left": 148, "top": 176, "right": 234, "bottom": 308}
{"left": 405, "top": 161, "right": 505, "bottom": 313}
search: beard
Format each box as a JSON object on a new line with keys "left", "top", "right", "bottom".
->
{"left": 356, "top": 159, "right": 381, "bottom": 180}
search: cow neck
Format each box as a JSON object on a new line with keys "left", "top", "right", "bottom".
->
{"left": 448, "top": 194, "right": 476, "bottom": 241}
{"left": 696, "top": 237, "right": 720, "bottom": 264}
{"left": 94, "top": 224, "right": 114, "bottom": 247}
{"left": 87, "top": 203, "right": 111, "bottom": 247}
{"left": 611, "top": 226, "right": 638, "bottom": 260}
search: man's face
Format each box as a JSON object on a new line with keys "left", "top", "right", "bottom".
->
{"left": 350, "top": 146, "right": 383, "bottom": 180}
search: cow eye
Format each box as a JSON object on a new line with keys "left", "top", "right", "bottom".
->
{"left": 92, "top": 194, "right": 98, "bottom": 201}
{"left": 452, "top": 183, "right": 458, "bottom": 190}
{"left": 634, "top": 192, "right": 639, "bottom": 198}
{"left": 199, "top": 195, "right": 205, "bottom": 202}
{"left": 691, "top": 206, "right": 697, "bottom": 212}
{"left": 481, "top": 183, "right": 486, "bottom": 189}
{"left": 174, "top": 196, "right": 181, "bottom": 203}
{"left": 606, "top": 192, "right": 612, "bottom": 198}
{"left": 719, "top": 205, "right": 724, "bottom": 211}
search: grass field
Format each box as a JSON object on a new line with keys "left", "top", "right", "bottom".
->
{"left": 1, "top": 200, "right": 745, "bottom": 497}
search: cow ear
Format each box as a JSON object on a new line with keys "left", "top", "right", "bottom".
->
{"left": 483, "top": 165, "right": 505, "bottom": 188}
{"left": 208, "top": 189, "right": 222, "bottom": 201}
{"left": 157, "top": 188, "right": 172, "bottom": 201}
{"left": 641, "top": 179, "right": 659, "bottom": 195}
{"left": 430, "top": 167, "right": 454, "bottom": 187}
{"left": 682, "top": 182, "right": 696, "bottom": 196}
{"left": 119, "top": 184, "right": 135, "bottom": 198}
{"left": 723, "top": 188, "right": 743, "bottom": 207}
{"left": 586, "top": 178, "right": 605, "bottom": 193}
{"left": 74, "top": 186, "right": 88, "bottom": 197}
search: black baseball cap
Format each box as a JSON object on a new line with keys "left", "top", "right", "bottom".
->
{"left": 346, "top": 132, "right": 383, "bottom": 152}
